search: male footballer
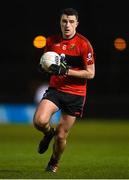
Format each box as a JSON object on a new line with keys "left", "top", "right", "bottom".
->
{"left": 33, "top": 8, "right": 95, "bottom": 173}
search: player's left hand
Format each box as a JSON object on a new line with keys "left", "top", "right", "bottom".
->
{"left": 48, "top": 62, "right": 69, "bottom": 75}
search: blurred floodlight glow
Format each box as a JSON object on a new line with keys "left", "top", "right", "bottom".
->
{"left": 114, "top": 38, "right": 127, "bottom": 51}
{"left": 33, "top": 35, "right": 46, "bottom": 48}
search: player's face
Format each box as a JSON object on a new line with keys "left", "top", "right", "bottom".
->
{"left": 60, "top": 14, "right": 79, "bottom": 39}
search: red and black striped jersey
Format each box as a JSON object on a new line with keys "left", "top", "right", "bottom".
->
{"left": 44, "top": 33, "right": 94, "bottom": 96}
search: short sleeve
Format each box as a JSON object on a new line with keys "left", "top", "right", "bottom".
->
{"left": 81, "top": 40, "right": 94, "bottom": 66}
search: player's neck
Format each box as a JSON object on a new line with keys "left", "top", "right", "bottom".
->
{"left": 62, "top": 32, "right": 76, "bottom": 40}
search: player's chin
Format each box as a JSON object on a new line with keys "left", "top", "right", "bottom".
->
{"left": 64, "top": 32, "right": 72, "bottom": 39}
{"left": 64, "top": 31, "right": 70, "bottom": 35}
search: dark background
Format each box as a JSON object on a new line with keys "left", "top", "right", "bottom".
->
{"left": 0, "top": 0, "right": 129, "bottom": 119}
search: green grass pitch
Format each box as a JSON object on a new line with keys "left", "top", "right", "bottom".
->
{"left": 0, "top": 119, "right": 129, "bottom": 179}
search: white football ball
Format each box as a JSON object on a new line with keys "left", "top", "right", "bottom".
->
{"left": 40, "top": 51, "right": 60, "bottom": 72}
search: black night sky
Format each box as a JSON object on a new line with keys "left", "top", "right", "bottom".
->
{"left": 0, "top": 0, "right": 129, "bottom": 118}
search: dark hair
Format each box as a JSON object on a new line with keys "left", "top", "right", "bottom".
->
{"left": 60, "top": 8, "right": 78, "bottom": 20}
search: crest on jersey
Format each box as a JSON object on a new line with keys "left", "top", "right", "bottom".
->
{"left": 69, "top": 44, "right": 76, "bottom": 50}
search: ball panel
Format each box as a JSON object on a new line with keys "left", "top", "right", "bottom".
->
{"left": 40, "top": 51, "right": 60, "bottom": 72}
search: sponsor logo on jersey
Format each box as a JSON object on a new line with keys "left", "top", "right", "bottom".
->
{"left": 55, "top": 43, "right": 60, "bottom": 47}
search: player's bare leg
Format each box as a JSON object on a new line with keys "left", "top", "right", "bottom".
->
{"left": 33, "top": 99, "right": 58, "bottom": 154}
{"left": 46, "top": 114, "right": 76, "bottom": 172}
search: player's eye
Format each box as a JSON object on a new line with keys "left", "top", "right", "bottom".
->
{"left": 62, "top": 19, "right": 67, "bottom": 24}
{"left": 69, "top": 20, "right": 75, "bottom": 24}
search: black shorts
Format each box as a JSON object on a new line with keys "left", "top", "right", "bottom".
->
{"left": 42, "top": 88, "right": 86, "bottom": 117}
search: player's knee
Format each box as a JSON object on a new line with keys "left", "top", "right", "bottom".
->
{"left": 56, "top": 128, "right": 68, "bottom": 142}
{"left": 33, "top": 114, "right": 49, "bottom": 129}
{"left": 56, "top": 135, "right": 66, "bottom": 144}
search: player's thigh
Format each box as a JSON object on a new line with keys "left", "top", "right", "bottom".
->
{"left": 34, "top": 99, "right": 59, "bottom": 123}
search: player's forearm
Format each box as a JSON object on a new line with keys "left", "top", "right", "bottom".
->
{"left": 67, "top": 69, "right": 95, "bottom": 79}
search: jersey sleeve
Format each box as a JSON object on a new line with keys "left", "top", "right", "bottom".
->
{"left": 81, "top": 40, "right": 94, "bottom": 66}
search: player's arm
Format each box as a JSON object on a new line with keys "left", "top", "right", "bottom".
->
{"left": 67, "top": 64, "right": 95, "bottom": 79}
{"left": 68, "top": 39, "right": 95, "bottom": 79}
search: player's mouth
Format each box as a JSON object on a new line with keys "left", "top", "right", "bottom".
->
{"left": 64, "top": 29, "right": 70, "bottom": 33}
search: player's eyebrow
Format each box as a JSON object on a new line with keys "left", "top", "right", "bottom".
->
{"left": 62, "top": 19, "right": 76, "bottom": 23}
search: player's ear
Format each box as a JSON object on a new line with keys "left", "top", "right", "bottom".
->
{"left": 76, "top": 21, "right": 79, "bottom": 27}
